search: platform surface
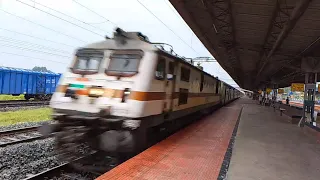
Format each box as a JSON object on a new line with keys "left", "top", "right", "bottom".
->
{"left": 227, "top": 101, "right": 320, "bottom": 180}
{"left": 97, "top": 99, "right": 243, "bottom": 180}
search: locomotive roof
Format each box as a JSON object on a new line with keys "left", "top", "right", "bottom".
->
{"left": 81, "top": 38, "right": 236, "bottom": 90}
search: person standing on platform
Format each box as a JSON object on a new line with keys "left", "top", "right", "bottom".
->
{"left": 266, "top": 97, "right": 270, "bottom": 106}
{"left": 259, "top": 95, "right": 262, "bottom": 105}
{"left": 272, "top": 96, "right": 276, "bottom": 107}
{"left": 286, "top": 96, "right": 290, "bottom": 105}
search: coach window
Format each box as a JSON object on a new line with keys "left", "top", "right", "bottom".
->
{"left": 215, "top": 81, "right": 220, "bottom": 94}
{"left": 180, "top": 67, "right": 190, "bottom": 82}
{"left": 200, "top": 74, "right": 204, "bottom": 92}
{"left": 167, "top": 62, "right": 174, "bottom": 80}
{"left": 155, "top": 58, "right": 165, "bottom": 80}
{"left": 178, "top": 88, "right": 188, "bottom": 105}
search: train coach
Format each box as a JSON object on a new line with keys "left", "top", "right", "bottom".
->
{"left": 0, "top": 67, "right": 61, "bottom": 100}
{"left": 43, "top": 28, "right": 241, "bottom": 160}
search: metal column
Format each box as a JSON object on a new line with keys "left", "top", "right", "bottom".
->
{"left": 299, "top": 72, "right": 317, "bottom": 127}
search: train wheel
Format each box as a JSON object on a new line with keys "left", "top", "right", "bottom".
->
{"left": 24, "top": 95, "right": 30, "bottom": 101}
{"left": 35, "top": 95, "right": 46, "bottom": 101}
{"left": 34, "top": 95, "right": 40, "bottom": 101}
{"left": 47, "top": 94, "right": 52, "bottom": 100}
{"left": 43, "top": 94, "right": 51, "bottom": 101}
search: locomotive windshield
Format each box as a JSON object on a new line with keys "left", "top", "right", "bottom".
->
{"left": 72, "top": 49, "right": 104, "bottom": 75}
{"left": 106, "top": 50, "right": 143, "bottom": 76}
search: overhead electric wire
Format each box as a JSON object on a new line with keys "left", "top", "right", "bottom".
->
{"left": 0, "top": 38, "right": 69, "bottom": 56}
{"left": 0, "top": 39, "right": 68, "bottom": 55}
{"left": 0, "top": 9, "right": 87, "bottom": 43}
{"left": 0, "top": 36, "right": 70, "bottom": 54}
{"left": 86, "top": 20, "right": 110, "bottom": 25}
{"left": 162, "top": 0, "right": 195, "bottom": 49}
{"left": 0, "top": 27, "right": 76, "bottom": 48}
{"left": 22, "top": 0, "right": 110, "bottom": 33}
{"left": 16, "top": 0, "right": 105, "bottom": 38}
{"left": 136, "top": 0, "right": 200, "bottom": 55}
{"left": 72, "top": 0, "right": 118, "bottom": 27}
{"left": 162, "top": 0, "right": 183, "bottom": 21}
{"left": 21, "top": 0, "right": 112, "bottom": 34}
{"left": 1, "top": 51, "right": 68, "bottom": 64}
{"left": 0, "top": 43, "right": 72, "bottom": 58}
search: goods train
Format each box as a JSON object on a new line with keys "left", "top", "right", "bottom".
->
{"left": 0, "top": 67, "right": 61, "bottom": 100}
{"left": 41, "top": 28, "right": 241, "bottom": 160}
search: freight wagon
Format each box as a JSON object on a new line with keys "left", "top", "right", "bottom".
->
{"left": 0, "top": 67, "right": 61, "bottom": 100}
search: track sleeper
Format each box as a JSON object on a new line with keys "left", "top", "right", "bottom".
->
{"left": 3, "top": 137, "right": 20, "bottom": 141}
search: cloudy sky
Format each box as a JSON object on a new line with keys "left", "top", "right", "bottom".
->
{"left": 0, "top": 0, "right": 238, "bottom": 87}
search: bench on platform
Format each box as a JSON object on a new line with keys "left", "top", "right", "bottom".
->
{"left": 276, "top": 103, "right": 307, "bottom": 124}
{"left": 279, "top": 108, "right": 286, "bottom": 116}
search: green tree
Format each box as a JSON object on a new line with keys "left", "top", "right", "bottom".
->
{"left": 32, "top": 66, "right": 52, "bottom": 72}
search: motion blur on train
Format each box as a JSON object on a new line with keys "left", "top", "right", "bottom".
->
{"left": 41, "top": 28, "right": 241, "bottom": 159}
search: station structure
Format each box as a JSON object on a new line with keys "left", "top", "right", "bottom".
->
{"left": 98, "top": 1, "right": 320, "bottom": 179}
{"left": 169, "top": 0, "right": 320, "bottom": 128}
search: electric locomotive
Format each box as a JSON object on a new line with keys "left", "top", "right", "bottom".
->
{"left": 41, "top": 28, "right": 240, "bottom": 159}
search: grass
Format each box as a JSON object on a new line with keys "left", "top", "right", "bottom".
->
{"left": 0, "top": 108, "right": 52, "bottom": 126}
{"left": 0, "top": 94, "right": 25, "bottom": 101}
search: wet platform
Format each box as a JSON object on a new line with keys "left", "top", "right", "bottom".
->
{"left": 97, "top": 98, "right": 320, "bottom": 180}
{"left": 227, "top": 100, "right": 320, "bottom": 180}
{"left": 97, "top": 99, "right": 243, "bottom": 180}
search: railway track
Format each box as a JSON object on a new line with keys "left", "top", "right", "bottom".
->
{"left": 23, "top": 152, "right": 105, "bottom": 180}
{"left": 0, "top": 126, "right": 43, "bottom": 147}
{"left": 24, "top": 161, "right": 79, "bottom": 180}
{"left": 0, "top": 100, "right": 49, "bottom": 108}
{"left": 1, "top": 110, "right": 213, "bottom": 179}
{"left": 23, "top": 110, "right": 214, "bottom": 179}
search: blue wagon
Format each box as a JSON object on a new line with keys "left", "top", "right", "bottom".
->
{"left": 0, "top": 67, "right": 61, "bottom": 100}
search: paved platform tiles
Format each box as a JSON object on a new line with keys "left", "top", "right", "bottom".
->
{"left": 97, "top": 98, "right": 246, "bottom": 180}
{"left": 227, "top": 101, "right": 320, "bottom": 180}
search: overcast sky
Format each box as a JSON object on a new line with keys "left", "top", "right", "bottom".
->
{"left": 0, "top": 0, "right": 238, "bottom": 87}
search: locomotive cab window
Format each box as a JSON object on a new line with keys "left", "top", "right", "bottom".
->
{"left": 155, "top": 58, "right": 165, "bottom": 80}
{"left": 106, "top": 50, "right": 143, "bottom": 77}
{"left": 72, "top": 49, "right": 104, "bottom": 75}
{"left": 180, "top": 67, "right": 190, "bottom": 82}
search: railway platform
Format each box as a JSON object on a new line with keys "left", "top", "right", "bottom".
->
{"left": 97, "top": 97, "right": 320, "bottom": 180}
{"left": 227, "top": 101, "right": 320, "bottom": 180}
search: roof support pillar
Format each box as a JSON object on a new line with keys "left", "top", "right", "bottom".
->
{"left": 297, "top": 57, "right": 320, "bottom": 129}
{"left": 298, "top": 72, "right": 318, "bottom": 128}
{"left": 272, "top": 84, "right": 278, "bottom": 111}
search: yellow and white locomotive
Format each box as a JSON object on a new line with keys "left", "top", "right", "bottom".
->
{"left": 43, "top": 28, "right": 240, "bottom": 157}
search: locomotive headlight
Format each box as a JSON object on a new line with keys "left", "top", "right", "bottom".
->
{"left": 89, "top": 88, "right": 105, "bottom": 97}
